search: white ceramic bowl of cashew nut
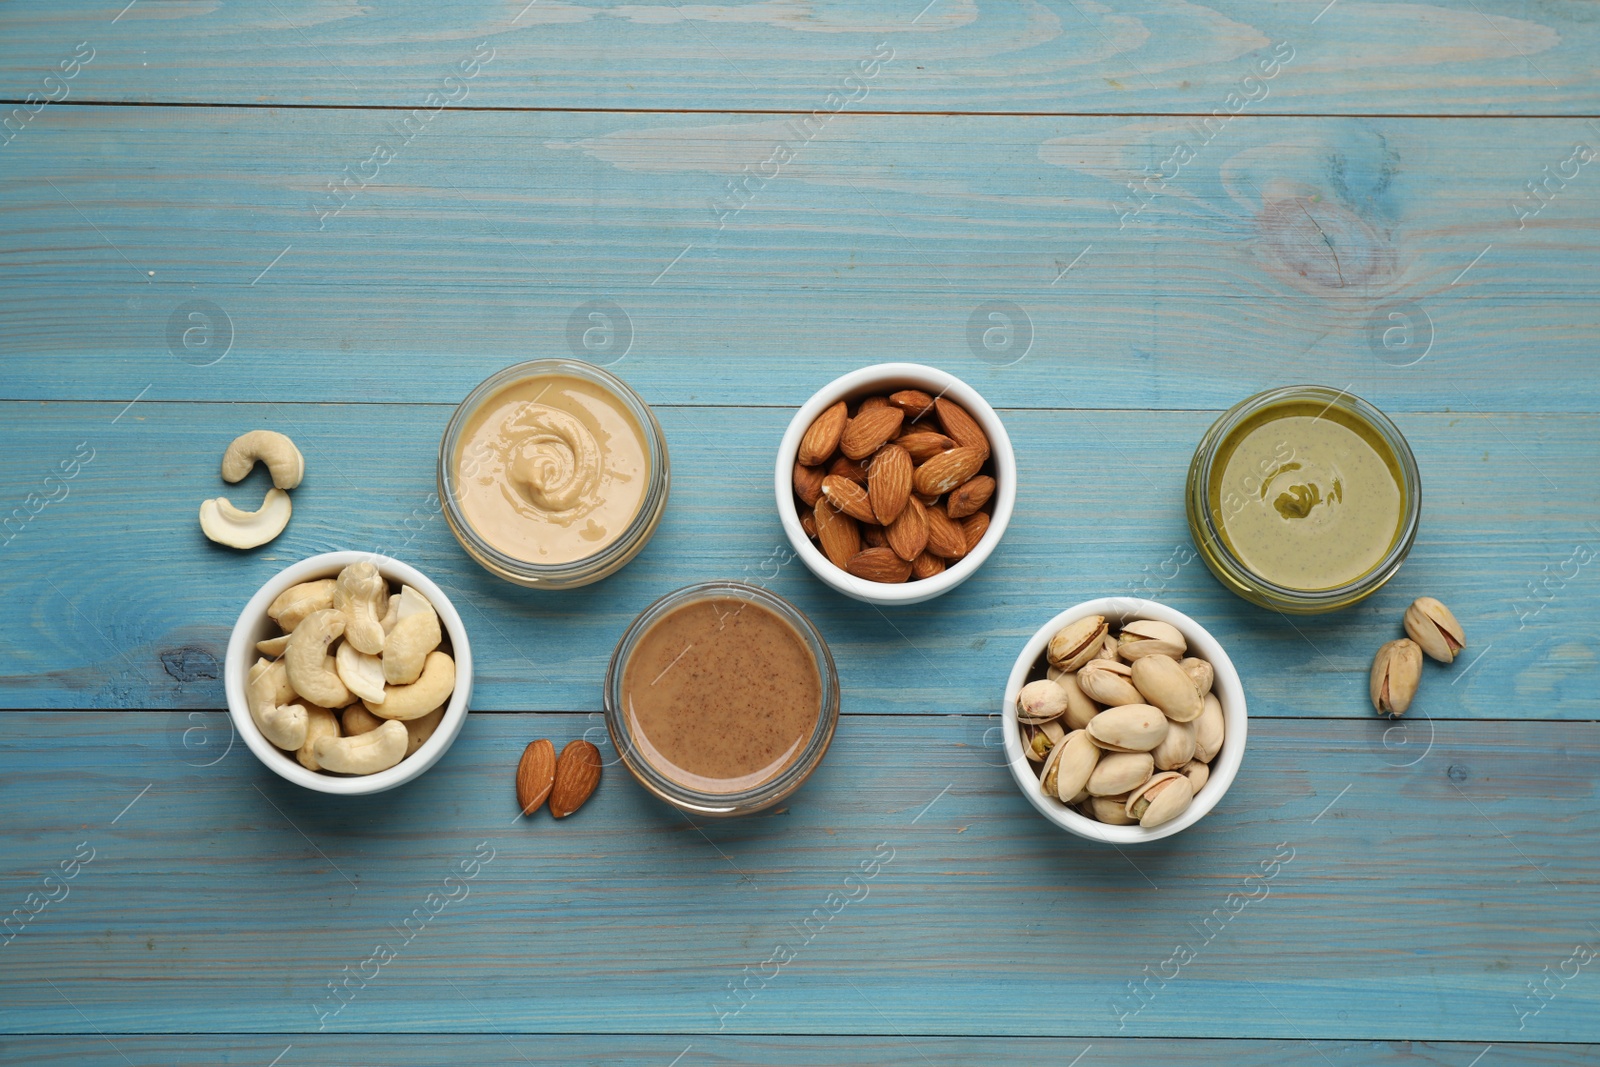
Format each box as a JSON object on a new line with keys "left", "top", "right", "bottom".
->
{"left": 1002, "top": 597, "right": 1247, "bottom": 844}
{"left": 225, "top": 551, "right": 473, "bottom": 795}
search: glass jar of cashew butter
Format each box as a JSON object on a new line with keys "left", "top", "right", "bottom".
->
{"left": 439, "top": 359, "right": 670, "bottom": 588}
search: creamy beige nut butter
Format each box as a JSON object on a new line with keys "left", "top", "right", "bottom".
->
{"left": 453, "top": 374, "right": 648, "bottom": 565}
{"left": 622, "top": 597, "right": 823, "bottom": 795}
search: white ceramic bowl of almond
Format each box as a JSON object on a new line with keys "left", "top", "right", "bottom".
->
{"left": 775, "top": 362, "right": 1016, "bottom": 606}
{"left": 225, "top": 551, "right": 473, "bottom": 795}
{"left": 1002, "top": 598, "right": 1246, "bottom": 843}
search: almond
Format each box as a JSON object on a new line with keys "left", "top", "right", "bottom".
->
{"left": 888, "top": 389, "right": 936, "bottom": 419}
{"left": 947, "top": 475, "right": 996, "bottom": 519}
{"left": 814, "top": 498, "right": 861, "bottom": 569}
{"left": 913, "top": 447, "right": 985, "bottom": 496}
{"left": 934, "top": 398, "right": 990, "bottom": 459}
{"left": 800, "top": 511, "right": 818, "bottom": 539}
{"left": 549, "top": 739, "right": 601, "bottom": 818}
{"left": 886, "top": 495, "right": 928, "bottom": 562}
{"left": 911, "top": 550, "right": 946, "bottom": 580}
{"left": 793, "top": 463, "right": 825, "bottom": 507}
{"left": 898, "top": 432, "right": 956, "bottom": 463}
{"left": 828, "top": 454, "right": 870, "bottom": 485}
{"left": 515, "top": 739, "right": 556, "bottom": 816}
{"left": 821, "top": 475, "right": 878, "bottom": 524}
{"left": 863, "top": 523, "right": 888, "bottom": 548}
{"left": 846, "top": 546, "right": 913, "bottom": 583}
{"left": 798, "top": 401, "right": 847, "bottom": 466}
{"left": 858, "top": 395, "right": 890, "bottom": 413}
{"left": 961, "top": 511, "right": 990, "bottom": 553}
{"left": 925, "top": 505, "right": 968, "bottom": 559}
{"left": 913, "top": 491, "right": 941, "bottom": 507}
{"left": 867, "top": 444, "right": 913, "bottom": 525}
{"left": 839, "top": 406, "right": 903, "bottom": 461}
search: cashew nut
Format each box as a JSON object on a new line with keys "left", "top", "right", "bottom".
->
{"left": 296, "top": 704, "right": 342, "bottom": 771}
{"left": 380, "top": 594, "right": 401, "bottom": 634}
{"left": 246, "top": 657, "right": 308, "bottom": 750}
{"left": 285, "top": 609, "right": 353, "bottom": 709}
{"left": 256, "top": 633, "right": 291, "bottom": 658}
{"left": 335, "top": 641, "right": 387, "bottom": 705}
{"left": 382, "top": 587, "right": 441, "bottom": 685}
{"left": 313, "top": 719, "right": 407, "bottom": 775}
{"left": 341, "top": 703, "right": 385, "bottom": 736}
{"left": 199, "top": 489, "right": 291, "bottom": 549}
{"left": 333, "top": 562, "right": 389, "bottom": 655}
{"left": 404, "top": 706, "right": 446, "bottom": 757}
{"left": 221, "top": 430, "right": 304, "bottom": 490}
{"left": 268, "top": 578, "right": 336, "bottom": 633}
{"left": 366, "top": 651, "right": 455, "bottom": 721}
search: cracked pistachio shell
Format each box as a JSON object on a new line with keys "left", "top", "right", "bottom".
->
{"left": 1047, "top": 615, "right": 1109, "bottom": 672}
{"left": 1180, "top": 657, "right": 1214, "bottom": 696}
{"left": 1022, "top": 718, "right": 1066, "bottom": 763}
{"left": 1086, "top": 704, "right": 1169, "bottom": 753}
{"left": 1131, "top": 654, "right": 1204, "bottom": 722}
{"left": 1017, "top": 679, "right": 1072, "bottom": 724}
{"left": 1077, "top": 660, "right": 1143, "bottom": 707}
{"left": 1086, "top": 793, "right": 1136, "bottom": 825}
{"left": 1404, "top": 597, "right": 1466, "bottom": 664}
{"left": 1044, "top": 729, "right": 1099, "bottom": 803}
{"left": 1087, "top": 751, "right": 1155, "bottom": 796}
{"left": 1370, "top": 638, "right": 1422, "bottom": 717}
{"left": 1117, "top": 619, "right": 1187, "bottom": 661}
{"left": 1181, "top": 759, "right": 1210, "bottom": 793}
{"left": 1193, "top": 693, "right": 1225, "bottom": 763}
{"left": 1046, "top": 667, "right": 1101, "bottom": 730}
{"left": 1127, "top": 772, "right": 1194, "bottom": 828}
{"left": 1095, "top": 635, "right": 1121, "bottom": 661}
{"left": 1152, "top": 718, "right": 1197, "bottom": 771}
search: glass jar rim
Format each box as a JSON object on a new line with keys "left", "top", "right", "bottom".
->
{"left": 437, "top": 358, "right": 669, "bottom": 584}
{"left": 604, "top": 581, "right": 841, "bottom": 816}
{"left": 1186, "top": 385, "right": 1422, "bottom": 610}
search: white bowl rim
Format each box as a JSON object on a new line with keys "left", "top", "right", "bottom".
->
{"left": 1002, "top": 597, "right": 1247, "bottom": 843}
{"left": 225, "top": 551, "right": 474, "bottom": 795}
{"left": 774, "top": 362, "right": 1017, "bottom": 606}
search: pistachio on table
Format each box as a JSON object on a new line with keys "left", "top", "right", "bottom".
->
{"left": 1018, "top": 615, "right": 1228, "bottom": 829}
{"left": 1370, "top": 637, "right": 1422, "bottom": 717}
{"left": 1404, "top": 596, "right": 1466, "bottom": 664}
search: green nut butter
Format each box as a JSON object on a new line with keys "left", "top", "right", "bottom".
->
{"left": 1205, "top": 401, "right": 1405, "bottom": 591}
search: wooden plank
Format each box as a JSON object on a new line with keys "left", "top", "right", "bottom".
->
{"left": 0, "top": 1034, "right": 1591, "bottom": 1066}
{"left": 1, "top": 108, "right": 1598, "bottom": 411}
{"left": 1, "top": 712, "right": 1596, "bottom": 1040}
{"left": 0, "top": 0, "right": 1594, "bottom": 114}
{"left": 2, "top": 401, "right": 1595, "bottom": 716}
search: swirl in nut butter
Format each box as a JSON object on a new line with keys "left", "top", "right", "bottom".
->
{"left": 453, "top": 374, "right": 648, "bottom": 565}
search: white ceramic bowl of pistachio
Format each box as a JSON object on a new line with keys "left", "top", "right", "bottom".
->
{"left": 1001, "top": 597, "right": 1247, "bottom": 843}
{"left": 225, "top": 551, "right": 473, "bottom": 795}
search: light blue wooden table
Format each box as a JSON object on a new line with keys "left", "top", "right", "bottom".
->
{"left": 3, "top": 2, "right": 1598, "bottom": 1063}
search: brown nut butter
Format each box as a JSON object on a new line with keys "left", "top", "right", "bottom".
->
{"left": 621, "top": 597, "right": 823, "bottom": 794}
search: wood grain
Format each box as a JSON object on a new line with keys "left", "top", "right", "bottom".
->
{"left": 1, "top": 712, "right": 1596, "bottom": 1040}
{"left": 2, "top": 402, "right": 1594, "bottom": 716}
{"left": 0, "top": 109, "right": 1596, "bottom": 410}
{"left": 0, "top": 0, "right": 1591, "bottom": 114}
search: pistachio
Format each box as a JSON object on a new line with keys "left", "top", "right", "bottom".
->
{"left": 1047, "top": 615, "right": 1108, "bottom": 673}
{"left": 1045, "top": 667, "right": 1101, "bottom": 730}
{"left": 1404, "top": 597, "right": 1465, "bottom": 664}
{"left": 1077, "top": 660, "right": 1143, "bottom": 707}
{"left": 1087, "top": 793, "right": 1136, "bottom": 825}
{"left": 1087, "top": 752, "right": 1154, "bottom": 797}
{"left": 1370, "top": 638, "right": 1422, "bottom": 716}
{"left": 1095, "top": 635, "right": 1121, "bottom": 661}
{"left": 1180, "top": 759, "right": 1210, "bottom": 793}
{"left": 1131, "top": 654, "right": 1203, "bottom": 722}
{"left": 1117, "top": 619, "right": 1187, "bottom": 661}
{"left": 1180, "top": 657, "right": 1214, "bottom": 696}
{"left": 1193, "top": 693, "right": 1225, "bottom": 762}
{"left": 1016, "top": 679, "right": 1071, "bottom": 724}
{"left": 1086, "top": 704, "right": 1169, "bottom": 753}
{"left": 1047, "top": 730, "right": 1099, "bottom": 803}
{"left": 1151, "top": 718, "right": 1197, "bottom": 771}
{"left": 1022, "top": 718, "right": 1066, "bottom": 763}
{"left": 1126, "top": 772, "right": 1194, "bottom": 828}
